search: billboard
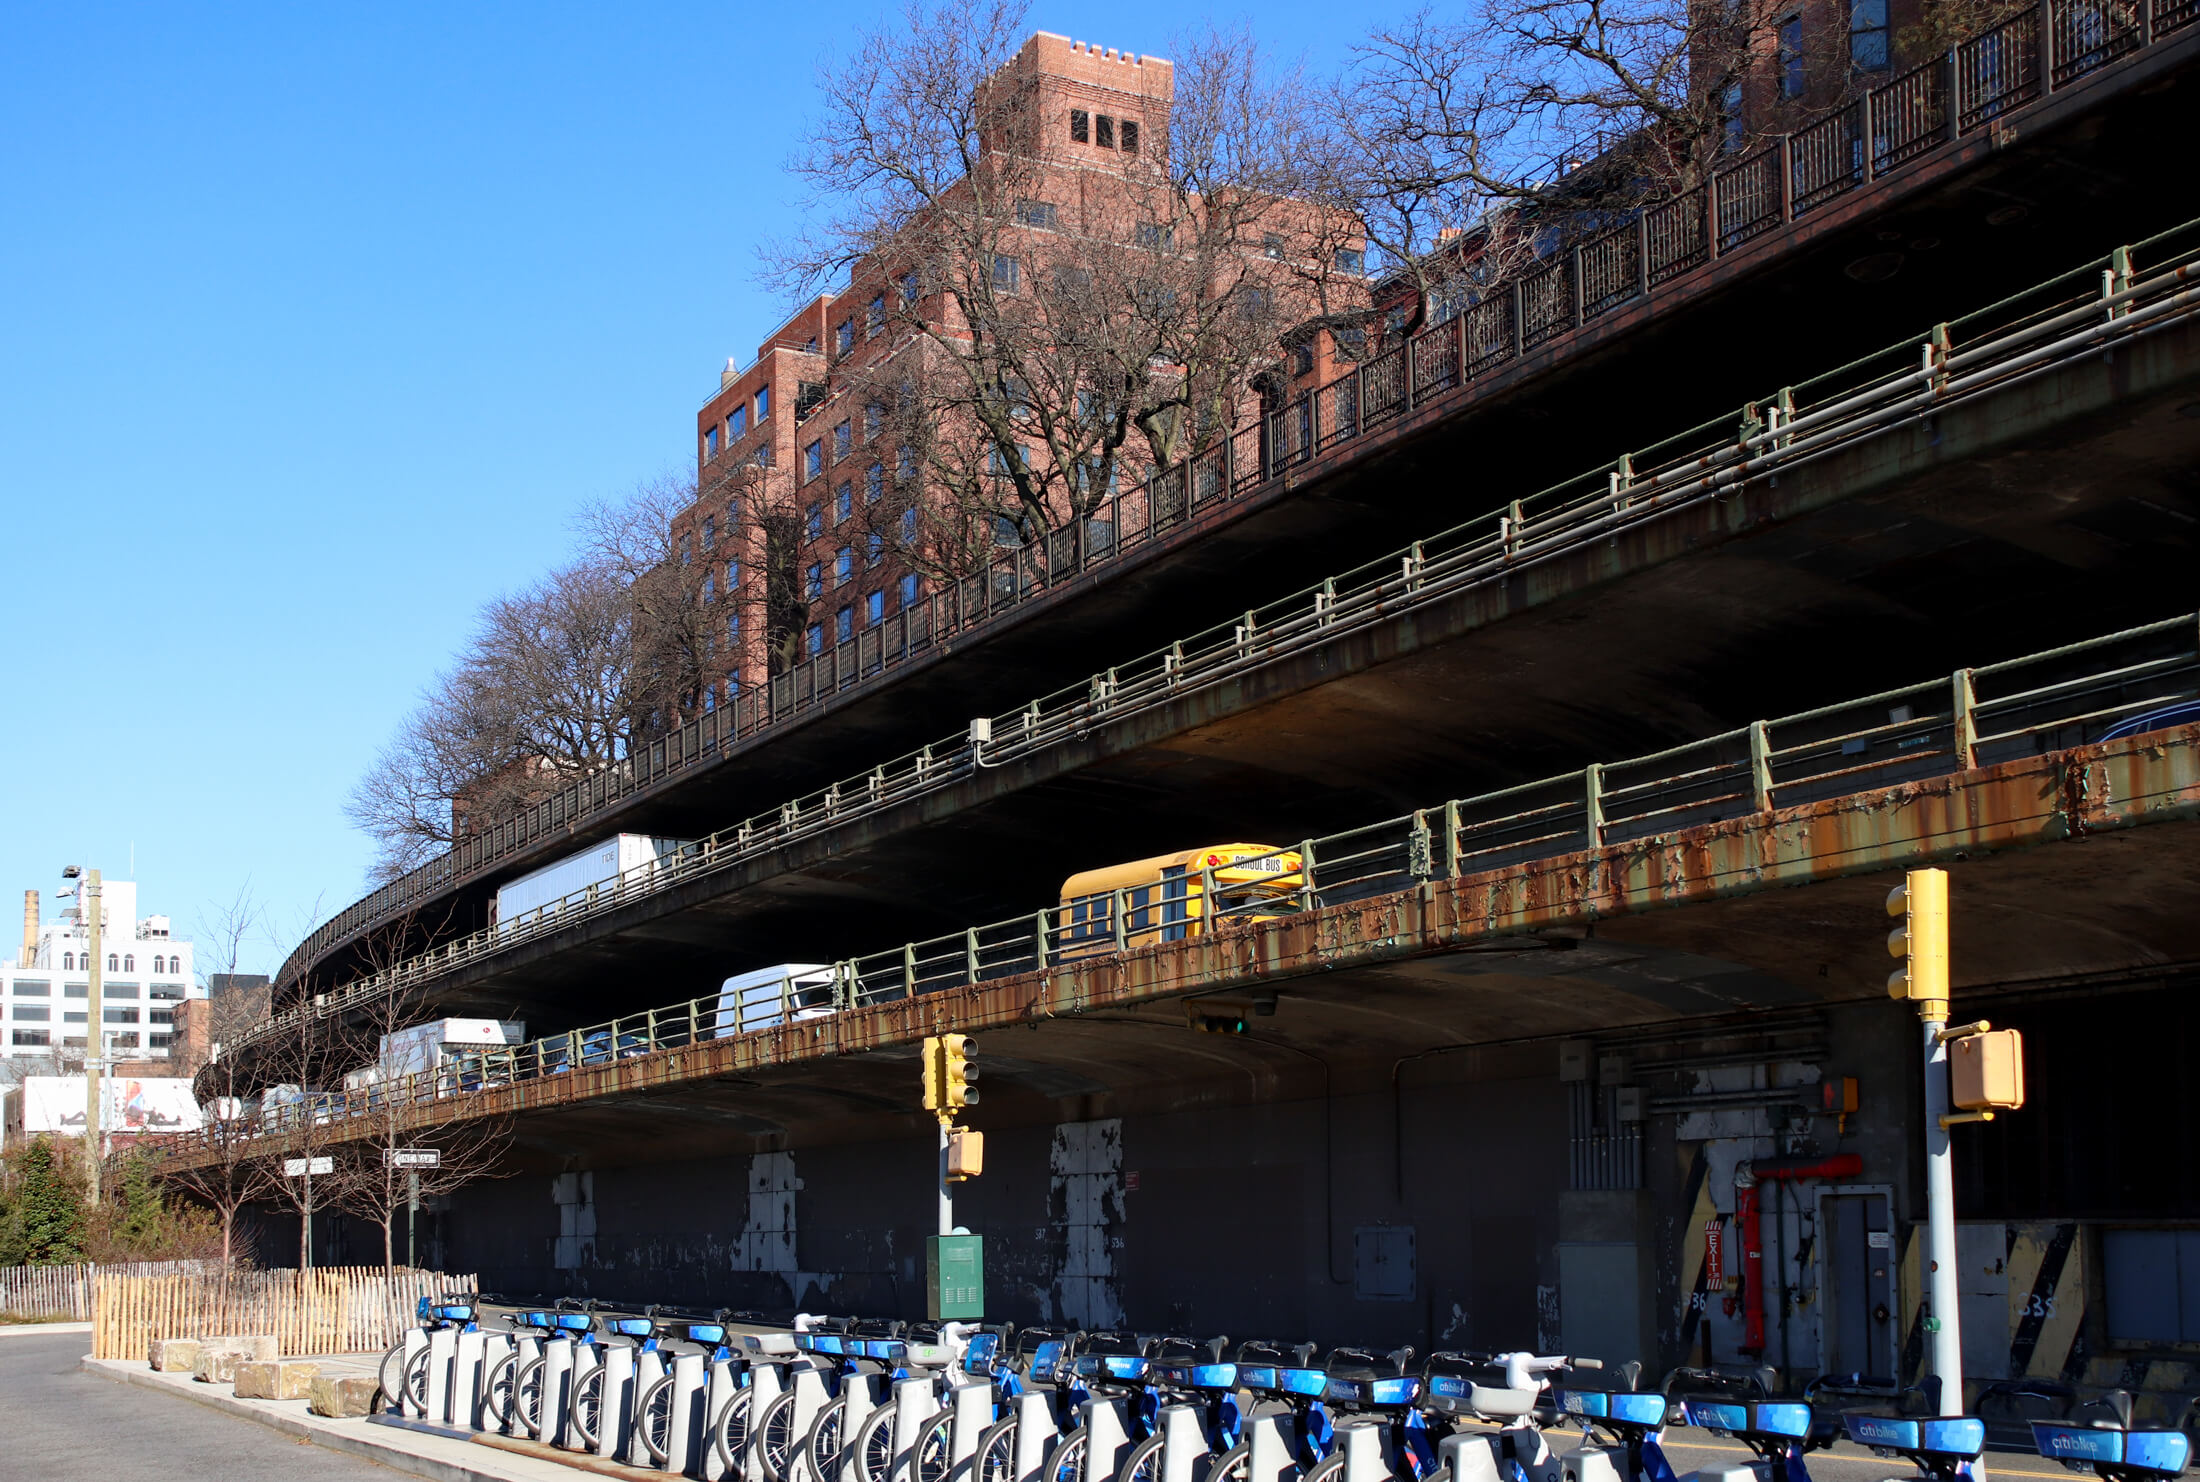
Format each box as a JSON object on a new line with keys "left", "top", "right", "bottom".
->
{"left": 17, "top": 1077, "right": 204, "bottom": 1136}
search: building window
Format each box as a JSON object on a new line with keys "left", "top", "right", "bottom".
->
{"left": 864, "top": 402, "right": 883, "bottom": 439}
{"left": 14, "top": 979, "right": 47, "bottom": 996}
{"left": 835, "top": 484, "right": 853, "bottom": 525}
{"left": 901, "top": 270, "right": 920, "bottom": 307}
{"left": 104, "top": 1007, "right": 137, "bottom": 1024}
{"left": 756, "top": 386, "right": 770, "bottom": 419}
{"left": 866, "top": 294, "right": 885, "bottom": 336}
{"left": 1069, "top": 108, "right": 1089, "bottom": 143}
{"left": 111, "top": 1032, "right": 139, "bottom": 1049}
{"left": 730, "top": 404, "right": 747, "bottom": 438}
{"left": 1135, "top": 223, "right": 1172, "bottom": 251}
{"left": 755, "top": 442, "right": 773, "bottom": 468}
{"left": 865, "top": 463, "right": 884, "bottom": 502}
{"left": 11, "top": 1029, "right": 48, "bottom": 1047}
{"left": 1780, "top": 15, "right": 1806, "bottom": 98}
{"left": 1263, "top": 232, "right": 1285, "bottom": 260}
{"left": 107, "top": 983, "right": 137, "bottom": 999}
{"left": 834, "top": 547, "right": 854, "bottom": 586}
{"left": 900, "top": 508, "right": 919, "bottom": 544}
{"left": 1334, "top": 247, "right": 1365, "bottom": 275}
{"left": 12, "top": 1005, "right": 50, "bottom": 1022}
{"left": 833, "top": 421, "right": 851, "bottom": 459}
{"left": 65, "top": 984, "right": 85, "bottom": 1000}
{"left": 1095, "top": 114, "right": 1115, "bottom": 149}
{"left": 804, "top": 502, "right": 823, "bottom": 539}
{"left": 992, "top": 254, "right": 1020, "bottom": 293}
{"left": 149, "top": 1034, "right": 172, "bottom": 1050}
{"left": 806, "top": 623, "right": 824, "bottom": 655}
{"left": 680, "top": 535, "right": 693, "bottom": 566}
{"left": 703, "top": 686, "right": 716, "bottom": 713}
{"left": 1722, "top": 82, "right": 1746, "bottom": 152}
{"left": 61, "top": 953, "right": 73, "bottom": 970}
{"left": 702, "top": 515, "right": 716, "bottom": 550}
{"left": 804, "top": 562, "right": 824, "bottom": 600}
{"left": 702, "top": 572, "right": 716, "bottom": 604}
{"left": 1851, "top": 0, "right": 1889, "bottom": 69}
{"left": 727, "top": 556, "right": 741, "bottom": 587}
{"left": 1016, "top": 199, "right": 1059, "bottom": 229}
{"left": 901, "top": 573, "right": 923, "bottom": 608}
{"left": 897, "top": 445, "right": 916, "bottom": 483}
{"left": 865, "top": 589, "right": 885, "bottom": 626}
{"left": 833, "top": 320, "right": 854, "bottom": 357}
{"left": 804, "top": 441, "right": 822, "bottom": 479}
{"left": 727, "top": 611, "right": 741, "bottom": 644}
{"left": 866, "top": 532, "right": 884, "bottom": 566}
{"left": 1120, "top": 119, "right": 1139, "bottom": 153}
{"left": 107, "top": 953, "right": 118, "bottom": 972}
{"left": 704, "top": 426, "right": 719, "bottom": 457}
{"left": 150, "top": 1009, "right": 174, "bottom": 1026}
{"left": 835, "top": 606, "right": 854, "bottom": 644}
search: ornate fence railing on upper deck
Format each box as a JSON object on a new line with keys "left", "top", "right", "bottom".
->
{"left": 225, "top": 216, "right": 2200, "bottom": 1066}
{"left": 174, "top": 608, "right": 2200, "bottom": 1160}
{"left": 278, "top": 0, "right": 2200, "bottom": 996}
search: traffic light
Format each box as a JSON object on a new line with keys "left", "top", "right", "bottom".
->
{"left": 1885, "top": 867, "right": 1949, "bottom": 1010}
{"left": 941, "top": 1033, "right": 979, "bottom": 1113}
{"left": 1191, "top": 1011, "right": 1248, "bottom": 1034}
{"left": 921, "top": 1035, "right": 943, "bottom": 1112}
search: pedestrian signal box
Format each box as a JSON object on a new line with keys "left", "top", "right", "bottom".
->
{"left": 1950, "top": 1028, "right": 2025, "bottom": 1112}
{"left": 946, "top": 1126, "right": 984, "bottom": 1181}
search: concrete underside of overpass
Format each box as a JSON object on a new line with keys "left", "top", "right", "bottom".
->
{"left": 267, "top": 730, "right": 2200, "bottom": 1388}
{"left": 289, "top": 36, "right": 2200, "bottom": 996}
{"left": 299, "top": 298, "right": 2200, "bottom": 1045}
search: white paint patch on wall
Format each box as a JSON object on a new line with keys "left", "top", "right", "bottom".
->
{"left": 1050, "top": 1119, "right": 1124, "bottom": 1329}
{"left": 553, "top": 1171, "right": 596, "bottom": 1270}
{"left": 731, "top": 1150, "right": 827, "bottom": 1305}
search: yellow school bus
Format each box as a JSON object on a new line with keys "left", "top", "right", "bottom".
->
{"left": 1056, "top": 844, "right": 1305, "bottom": 958}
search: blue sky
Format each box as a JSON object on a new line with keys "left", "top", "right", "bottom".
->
{"left": 1, "top": 2, "right": 1368, "bottom": 975}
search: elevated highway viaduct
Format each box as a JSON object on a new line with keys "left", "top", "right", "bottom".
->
{"left": 205, "top": 707, "right": 2200, "bottom": 1394}
{"left": 242, "top": 236, "right": 2200, "bottom": 1060}
{"left": 281, "top": 27, "right": 2200, "bottom": 999}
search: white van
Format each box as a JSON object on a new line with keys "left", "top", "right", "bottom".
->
{"left": 712, "top": 964, "right": 837, "bottom": 1039}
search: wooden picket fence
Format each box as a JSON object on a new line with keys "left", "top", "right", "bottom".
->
{"left": 91, "top": 1266, "right": 477, "bottom": 1361}
{"left": 0, "top": 1262, "right": 94, "bottom": 1321}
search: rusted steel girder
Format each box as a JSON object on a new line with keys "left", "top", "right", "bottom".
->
{"left": 160, "top": 725, "right": 2200, "bottom": 1169}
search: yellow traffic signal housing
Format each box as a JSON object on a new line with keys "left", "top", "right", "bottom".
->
{"left": 946, "top": 1126, "right": 985, "bottom": 1181}
{"left": 1951, "top": 1028, "right": 2025, "bottom": 1111}
{"left": 941, "top": 1033, "right": 979, "bottom": 1113}
{"left": 921, "top": 1035, "right": 943, "bottom": 1111}
{"left": 1886, "top": 868, "right": 1950, "bottom": 1008}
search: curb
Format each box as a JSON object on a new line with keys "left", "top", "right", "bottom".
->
{"left": 80, "top": 1357, "right": 571, "bottom": 1482}
{"left": 0, "top": 1321, "right": 92, "bottom": 1337}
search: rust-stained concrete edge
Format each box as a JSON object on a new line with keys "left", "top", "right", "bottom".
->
{"left": 165, "top": 726, "right": 2200, "bottom": 1165}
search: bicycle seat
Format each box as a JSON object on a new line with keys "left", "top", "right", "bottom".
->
{"left": 1072, "top": 1352, "right": 1152, "bottom": 1386}
{"left": 683, "top": 1322, "right": 729, "bottom": 1346}
{"left": 1845, "top": 1415, "right": 1987, "bottom": 1471}
{"left": 552, "top": 1312, "right": 596, "bottom": 1334}
{"left": 434, "top": 1303, "right": 476, "bottom": 1322}
{"left": 605, "top": 1317, "right": 657, "bottom": 1339}
{"left": 745, "top": 1333, "right": 801, "bottom": 1356}
{"left": 1151, "top": 1361, "right": 1240, "bottom": 1393}
{"left": 2034, "top": 1422, "right": 2192, "bottom": 1479}
{"left": 1423, "top": 1355, "right": 1538, "bottom": 1421}
{"left": 1684, "top": 1401, "right": 1815, "bottom": 1449}
{"left": 1238, "top": 1365, "right": 1329, "bottom": 1399}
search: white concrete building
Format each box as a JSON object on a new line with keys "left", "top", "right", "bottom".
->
{"left": 3, "top": 879, "right": 203, "bottom": 1062}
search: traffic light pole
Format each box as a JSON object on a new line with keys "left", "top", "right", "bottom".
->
{"left": 937, "top": 1118, "right": 953, "bottom": 1236}
{"left": 1920, "top": 1015, "right": 1964, "bottom": 1416}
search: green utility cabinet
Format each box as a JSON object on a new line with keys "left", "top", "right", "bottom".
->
{"left": 927, "top": 1235, "right": 984, "bottom": 1320}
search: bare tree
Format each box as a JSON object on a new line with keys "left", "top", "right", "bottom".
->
{"left": 774, "top": 3, "right": 1349, "bottom": 584}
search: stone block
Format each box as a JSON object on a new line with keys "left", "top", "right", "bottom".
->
{"left": 308, "top": 1373, "right": 380, "bottom": 1419}
{"left": 234, "top": 1358, "right": 320, "bottom": 1400}
{"left": 149, "top": 1337, "right": 201, "bottom": 1372}
{"left": 201, "top": 1333, "right": 279, "bottom": 1361}
{"left": 194, "top": 1347, "right": 244, "bottom": 1384}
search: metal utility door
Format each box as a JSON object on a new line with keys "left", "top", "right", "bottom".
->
{"left": 1817, "top": 1185, "right": 1897, "bottom": 1379}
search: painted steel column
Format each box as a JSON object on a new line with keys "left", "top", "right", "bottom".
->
{"left": 1922, "top": 1017, "right": 1964, "bottom": 1414}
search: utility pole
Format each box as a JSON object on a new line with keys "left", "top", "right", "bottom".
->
{"left": 1886, "top": 868, "right": 1961, "bottom": 1416}
{"left": 66, "top": 868, "right": 106, "bottom": 1200}
{"left": 919, "top": 1034, "right": 985, "bottom": 1319}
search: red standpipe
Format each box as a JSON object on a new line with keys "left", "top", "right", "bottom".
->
{"left": 1734, "top": 1153, "right": 1863, "bottom": 1354}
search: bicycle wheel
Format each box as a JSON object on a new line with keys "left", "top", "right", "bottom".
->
{"left": 638, "top": 1373, "right": 680, "bottom": 1464}
{"left": 973, "top": 1416, "right": 1019, "bottom": 1482}
{"left": 514, "top": 1356, "right": 550, "bottom": 1439}
{"left": 404, "top": 1345, "right": 435, "bottom": 1416}
{"left": 850, "top": 1402, "right": 901, "bottom": 1482}
{"left": 758, "top": 1389, "right": 802, "bottom": 1482}
{"left": 714, "top": 1388, "right": 757, "bottom": 1479}
{"left": 481, "top": 1351, "right": 518, "bottom": 1431}
{"left": 572, "top": 1363, "right": 607, "bottom": 1450}
{"left": 1205, "top": 1442, "right": 1251, "bottom": 1482}
{"left": 911, "top": 1409, "right": 956, "bottom": 1482}
{"left": 807, "top": 1395, "right": 851, "bottom": 1482}
{"left": 1116, "top": 1433, "right": 1168, "bottom": 1482}
{"left": 377, "top": 1339, "right": 412, "bottom": 1413}
{"left": 1300, "top": 1453, "right": 1348, "bottom": 1482}
{"left": 1051, "top": 1431, "right": 1088, "bottom": 1482}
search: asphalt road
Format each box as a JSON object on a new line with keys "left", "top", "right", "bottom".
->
{"left": 0, "top": 1329, "right": 400, "bottom": 1481}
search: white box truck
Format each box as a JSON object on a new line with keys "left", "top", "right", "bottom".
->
{"left": 493, "top": 834, "right": 690, "bottom": 934}
{"left": 712, "top": 964, "right": 838, "bottom": 1039}
{"left": 379, "top": 1018, "right": 527, "bottom": 1096}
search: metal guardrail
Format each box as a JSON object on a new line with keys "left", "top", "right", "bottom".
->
{"left": 188, "top": 607, "right": 2200, "bottom": 1151}
{"left": 231, "top": 216, "right": 2200, "bottom": 1063}
{"left": 275, "top": 0, "right": 2200, "bottom": 995}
